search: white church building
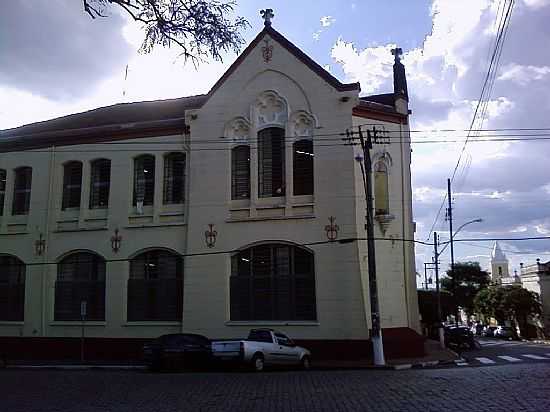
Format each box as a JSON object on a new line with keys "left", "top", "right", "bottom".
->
{"left": 0, "top": 14, "right": 422, "bottom": 361}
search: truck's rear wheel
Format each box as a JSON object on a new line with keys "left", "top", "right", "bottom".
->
{"left": 251, "top": 354, "right": 264, "bottom": 372}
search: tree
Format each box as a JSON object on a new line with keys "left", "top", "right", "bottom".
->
{"left": 417, "top": 289, "right": 454, "bottom": 325}
{"left": 474, "top": 285, "right": 541, "bottom": 337}
{"left": 82, "top": 0, "right": 249, "bottom": 63}
{"left": 441, "top": 261, "right": 490, "bottom": 317}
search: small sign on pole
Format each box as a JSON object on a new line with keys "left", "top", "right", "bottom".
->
{"left": 80, "top": 300, "right": 87, "bottom": 363}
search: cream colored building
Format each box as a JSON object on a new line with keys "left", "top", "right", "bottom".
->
{"left": 520, "top": 260, "right": 550, "bottom": 336}
{"left": 0, "top": 19, "right": 421, "bottom": 359}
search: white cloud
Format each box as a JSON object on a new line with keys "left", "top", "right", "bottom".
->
{"left": 498, "top": 63, "right": 550, "bottom": 85}
{"left": 522, "top": 0, "right": 550, "bottom": 9}
{"left": 320, "top": 16, "right": 336, "bottom": 27}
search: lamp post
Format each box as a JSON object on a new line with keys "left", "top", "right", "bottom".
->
{"left": 441, "top": 218, "right": 483, "bottom": 326}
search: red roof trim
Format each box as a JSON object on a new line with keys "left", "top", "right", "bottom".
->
{"left": 352, "top": 106, "right": 407, "bottom": 125}
{"left": 207, "top": 26, "right": 360, "bottom": 98}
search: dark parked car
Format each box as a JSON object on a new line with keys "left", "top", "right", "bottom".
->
{"left": 482, "top": 326, "right": 498, "bottom": 337}
{"left": 444, "top": 326, "right": 477, "bottom": 350}
{"left": 143, "top": 333, "right": 212, "bottom": 371}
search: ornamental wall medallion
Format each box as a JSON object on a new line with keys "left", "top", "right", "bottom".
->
{"left": 289, "top": 111, "right": 316, "bottom": 139}
{"left": 262, "top": 39, "right": 273, "bottom": 63}
{"left": 205, "top": 224, "right": 218, "bottom": 248}
{"left": 254, "top": 90, "right": 288, "bottom": 127}
{"left": 324, "top": 216, "right": 340, "bottom": 241}
{"left": 225, "top": 117, "right": 251, "bottom": 143}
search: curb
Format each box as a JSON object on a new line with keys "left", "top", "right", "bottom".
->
{"left": 4, "top": 365, "right": 147, "bottom": 371}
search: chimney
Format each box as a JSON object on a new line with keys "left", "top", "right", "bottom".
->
{"left": 391, "top": 47, "right": 408, "bottom": 101}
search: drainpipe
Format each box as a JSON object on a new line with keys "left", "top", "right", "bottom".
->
{"left": 41, "top": 145, "right": 56, "bottom": 336}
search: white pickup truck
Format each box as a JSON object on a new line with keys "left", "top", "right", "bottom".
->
{"left": 211, "top": 329, "right": 311, "bottom": 372}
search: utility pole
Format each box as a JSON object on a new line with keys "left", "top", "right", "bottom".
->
{"left": 434, "top": 232, "right": 445, "bottom": 349}
{"left": 357, "top": 126, "right": 385, "bottom": 366}
{"left": 447, "top": 178, "right": 459, "bottom": 326}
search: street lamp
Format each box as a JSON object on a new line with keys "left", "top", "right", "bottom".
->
{"left": 442, "top": 217, "right": 483, "bottom": 326}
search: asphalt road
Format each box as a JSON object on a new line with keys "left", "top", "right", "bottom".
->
{"left": 2, "top": 361, "right": 550, "bottom": 411}
{"left": 454, "top": 337, "right": 550, "bottom": 367}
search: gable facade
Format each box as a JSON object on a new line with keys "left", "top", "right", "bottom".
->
{"left": 0, "top": 24, "right": 420, "bottom": 360}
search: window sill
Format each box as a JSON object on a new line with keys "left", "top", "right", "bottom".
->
{"left": 50, "top": 321, "right": 106, "bottom": 326}
{"left": 0, "top": 321, "right": 24, "bottom": 326}
{"left": 125, "top": 222, "right": 187, "bottom": 229}
{"left": 123, "top": 321, "right": 182, "bottom": 327}
{"left": 225, "top": 321, "right": 319, "bottom": 327}
{"left": 159, "top": 211, "right": 185, "bottom": 217}
{"left": 53, "top": 227, "right": 108, "bottom": 233}
{"left": 226, "top": 214, "right": 315, "bottom": 223}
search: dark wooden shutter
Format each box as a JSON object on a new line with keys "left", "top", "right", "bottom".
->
{"left": 128, "top": 250, "right": 183, "bottom": 321}
{"left": 294, "top": 247, "right": 316, "bottom": 320}
{"left": 293, "top": 140, "right": 314, "bottom": 195}
{"left": 163, "top": 153, "right": 186, "bottom": 204}
{"left": 258, "top": 128, "right": 285, "bottom": 197}
{"left": 55, "top": 253, "right": 105, "bottom": 321}
{"left": 133, "top": 155, "right": 155, "bottom": 205}
{"left": 62, "top": 162, "right": 82, "bottom": 210}
{"left": 90, "top": 159, "right": 111, "bottom": 209}
{"left": 0, "top": 256, "right": 25, "bottom": 321}
{"left": 0, "top": 169, "right": 6, "bottom": 216}
{"left": 231, "top": 146, "right": 250, "bottom": 199}
{"left": 12, "top": 167, "right": 32, "bottom": 215}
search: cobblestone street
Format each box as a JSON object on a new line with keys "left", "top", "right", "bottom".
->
{"left": 2, "top": 363, "right": 550, "bottom": 412}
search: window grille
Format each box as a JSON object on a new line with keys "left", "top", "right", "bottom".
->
{"left": 163, "top": 153, "right": 186, "bottom": 204}
{"left": 133, "top": 155, "right": 155, "bottom": 206}
{"left": 128, "top": 250, "right": 183, "bottom": 321}
{"left": 230, "top": 244, "right": 316, "bottom": 321}
{"left": 231, "top": 146, "right": 250, "bottom": 200}
{"left": 55, "top": 252, "right": 106, "bottom": 321}
{"left": 374, "top": 161, "right": 389, "bottom": 215}
{"left": 62, "top": 162, "right": 82, "bottom": 210}
{"left": 258, "top": 128, "right": 285, "bottom": 197}
{"left": 89, "top": 159, "right": 111, "bottom": 209}
{"left": 293, "top": 140, "right": 314, "bottom": 195}
{"left": 0, "top": 255, "right": 25, "bottom": 321}
{"left": 0, "top": 169, "right": 6, "bottom": 216}
{"left": 12, "top": 167, "right": 32, "bottom": 215}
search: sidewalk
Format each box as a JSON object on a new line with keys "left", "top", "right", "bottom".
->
{"left": 2, "top": 339, "right": 459, "bottom": 371}
{"left": 314, "top": 339, "right": 459, "bottom": 370}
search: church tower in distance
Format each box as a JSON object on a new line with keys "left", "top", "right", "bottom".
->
{"left": 491, "top": 242, "right": 509, "bottom": 283}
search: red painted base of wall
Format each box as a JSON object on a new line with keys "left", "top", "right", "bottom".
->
{"left": 0, "top": 327, "right": 424, "bottom": 362}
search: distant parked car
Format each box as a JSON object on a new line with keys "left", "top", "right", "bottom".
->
{"left": 482, "top": 326, "right": 498, "bottom": 337}
{"left": 470, "top": 324, "right": 484, "bottom": 336}
{"left": 495, "top": 326, "right": 517, "bottom": 340}
{"left": 444, "top": 326, "right": 477, "bottom": 350}
{"left": 143, "top": 333, "right": 212, "bottom": 371}
{"left": 212, "top": 329, "right": 311, "bottom": 372}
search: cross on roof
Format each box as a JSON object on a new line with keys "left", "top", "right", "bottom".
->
{"left": 260, "top": 9, "right": 274, "bottom": 26}
{"left": 391, "top": 47, "right": 403, "bottom": 63}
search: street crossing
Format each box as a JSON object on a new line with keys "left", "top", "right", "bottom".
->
{"left": 455, "top": 352, "right": 550, "bottom": 367}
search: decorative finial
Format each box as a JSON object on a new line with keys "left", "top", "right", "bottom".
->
{"left": 391, "top": 47, "right": 403, "bottom": 63}
{"left": 260, "top": 9, "right": 274, "bottom": 26}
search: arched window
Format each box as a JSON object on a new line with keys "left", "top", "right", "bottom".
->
{"left": 374, "top": 160, "right": 389, "bottom": 215}
{"left": 293, "top": 139, "right": 314, "bottom": 195}
{"left": 230, "top": 243, "right": 316, "bottom": 321}
{"left": 498, "top": 266, "right": 502, "bottom": 276}
{"left": 128, "top": 250, "right": 183, "bottom": 321}
{"left": 133, "top": 155, "right": 155, "bottom": 206}
{"left": 231, "top": 145, "right": 250, "bottom": 199}
{"left": 55, "top": 252, "right": 106, "bottom": 321}
{"left": 0, "top": 255, "right": 25, "bottom": 321}
{"left": 12, "top": 167, "right": 32, "bottom": 215}
{"left": 62, "top": 161, "right": 83, "bottom": 210}
{"left": 90, "top": 159, "right": 111, "bottom": 209}
{"left": 0, "top": 169, "right": 6, "bottom": 216}
{"left": 258, "top": 127, "right": 285, "bottom": 197}
{"left": 163, "top": 152, "right": 186, "bottom": 204}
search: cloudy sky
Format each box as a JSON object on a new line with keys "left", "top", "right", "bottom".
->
{"left": 1, "top": 0, "right": 549, "bottom": 281}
